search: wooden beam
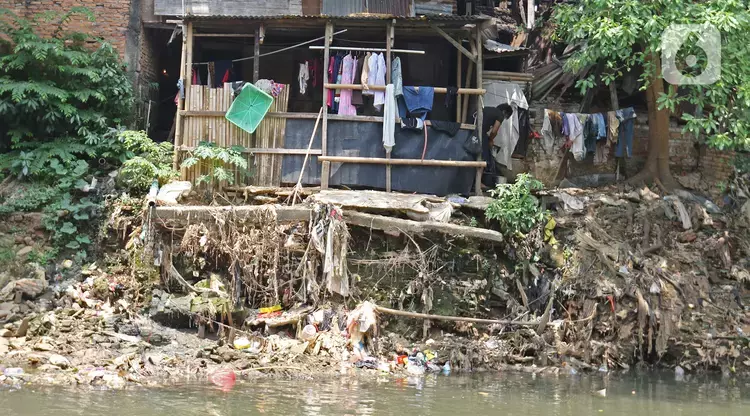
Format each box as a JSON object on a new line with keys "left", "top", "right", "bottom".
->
{"left": 374, "top": 305, "right": 540, "bottom": 326}
{"left": 323, "top": 84, "right": 485, "bottom": 94}
{"left": 430, "top": 24, "right": 476, "bottom": 64}
{"left": 194, "top": 33, "right": 255, "bottom": 38}
{"left": 344, "top": 211, "right": 504, "bottom": 243}
{"left": 178, "top": 146, "right": 321, "bottom": 156}
{"left": 318, "top": 156, "right": 486, "bottom": 168}
{"left": 153, "top": 206, "right": 505, "bottom": 244}
{"left": 321, "top": 22, "right": 333, "bottom": 189}
{"left": 474, "top": 27, "right": 484, "bottom": 196}
{"left": 253, "top": 27, "right": 260, "bottom": 82}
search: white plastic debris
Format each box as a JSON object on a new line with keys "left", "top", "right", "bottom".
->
{"left": 156, "top": 181, "right": 192, "bottom": 205}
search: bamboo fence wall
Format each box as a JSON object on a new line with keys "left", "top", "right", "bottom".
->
{"left": 178, "top": 84, "right": 289, "bottom": 187}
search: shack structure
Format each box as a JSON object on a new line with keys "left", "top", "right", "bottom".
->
{"left": 169, "top": 10, "right": 527, "bottom": 196}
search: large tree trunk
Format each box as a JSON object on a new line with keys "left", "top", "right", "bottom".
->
{"left": 628, "top": 53, "right": 678, "bottom": 189}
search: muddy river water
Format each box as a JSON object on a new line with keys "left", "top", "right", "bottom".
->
{"left": 1, "top": 372, "right": 748, "bottom": 415}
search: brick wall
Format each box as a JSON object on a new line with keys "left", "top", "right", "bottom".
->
{"left": 0, "top": 0, "right": 160, "bottom": 131}
{"left": 0, "top": 0, "right": 131, "bottom": 60}
{"left": 524, "top": 102, "right": 735, "bottom": 186}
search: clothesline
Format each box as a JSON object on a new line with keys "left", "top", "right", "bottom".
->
{"left": 323, "top": 84, "right": 485, "bottom": 95}
{"left": 191, "top": 29, "right": 349, "bottom": 66}
{"left": 309, "top": 46, "right": 425, "bottom": 55}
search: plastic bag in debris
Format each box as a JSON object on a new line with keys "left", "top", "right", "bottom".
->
{"left": 156, "top": 181, "right": 192, "bottom": 205}
{"left": 406, "top": 201, "right": 454, "bottom": 223}
{"left": 553, "top": 191, "right": 585, "bottom": 211}
{"left": 310, "top": 220, "right": 327, "bottom": 254}
{"left": 347, "top": 301, "right": 377, "bottom": 335}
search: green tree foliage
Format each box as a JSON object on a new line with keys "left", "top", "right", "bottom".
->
{"left": 0, "top": 8, "right": 133, "bottom": 180}
{"left": 0, "top": 8, "right": 135, "bottom": 262}
{"left": 552, "top": 0, "right": 750, "bottom": 183}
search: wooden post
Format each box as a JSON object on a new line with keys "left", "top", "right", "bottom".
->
{"left": 185, "top": 22, "right": 194, "bottom": 100}
{"left": 610, "top": 82, "right": 623, "bottom": 179}
{"left": 320, "top": 22, "right": 333, "bottom": 190}
{"left": 253, "top": 27, "right": 260, "bottom": 82}
{"left": 460, "top": 40, "right": 477, "bottom": 123}
{"left": 474, "top": 27, "right": 484, "bottom": 196}
{"left": 385, "top": 20, "right": 394, "bottom": 192}
{"left": 172, "top": 23, "right": 189, "bottom": 170}
{"left": 456, "top": 43, "right": 462, "bottom": 122}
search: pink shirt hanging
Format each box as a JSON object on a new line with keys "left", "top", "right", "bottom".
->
{"left": 337, "top": 54, "right": 357, "bottom": 116}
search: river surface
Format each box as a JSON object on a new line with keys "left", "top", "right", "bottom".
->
{"left": 1, "top": 372, "right": 748, "bottom": 415}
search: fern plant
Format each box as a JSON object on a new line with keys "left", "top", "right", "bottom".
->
{"left": 485, "top": 174, "right": 547, "bottom": 237}
{"left": 0, "top": 8, "right": 133, "bottom": 180}
{"left": 118, "top": 130, "right": 178, "bottom": 193}
{"left": 181, "top": 141, "right": 248, "bottom": 195}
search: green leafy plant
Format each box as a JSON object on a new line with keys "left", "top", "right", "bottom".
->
{"left": 118, "top": 130, "right": 178, "bottom": 194}
{"left": 181, "top": 141, "right": 248, "bottom": 193}
{"left": 485, "top": 174, "right": 547, "bottom": 236}
{"left": 0, "top": 8, "right": 134, "bottom": 262}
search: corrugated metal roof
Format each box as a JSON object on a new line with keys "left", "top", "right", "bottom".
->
{"left": 183, "top": 14, "right": 486, "bottom": 23}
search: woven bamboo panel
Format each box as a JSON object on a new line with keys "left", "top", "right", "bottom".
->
{"left": 253, "top": 86, "right": 290, "bottom": 186}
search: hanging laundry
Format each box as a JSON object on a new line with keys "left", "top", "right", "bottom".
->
{"left": 564, "top": 112, "right": 585, "bottom": 161}
{"left": 333, "top": 54, "right": 343, "bottom": 112}
{"left": 615, "top": 107, "right": 636, "bottom": 158}
{"left": 400, "top": 117, "right": 424, "bottom": 130}
{"left": 391, "top": 57, "right": 403, "bottom": 97}
{"left": 352, "top": 54, "right": 366, "bottom": 106}
{"left": 327, "top": 56, "right": 335, "bottom": 108}
{"left": 207, "top": 62, "right": 215, "bottom": 87}
{"left": 176, "top": 79, "right": 184, "bottom": 100}
{"left": 192, "top": 68, "right": 201, "bottom": 86}
{"left": 511, "top": 108, "right": 531, "bottom": 158}
{"left": 399, "top": 86, "right": 433, "bottom": 120}
{"left": 607, "top": 111, "right": 620, "bottom": 146}
{"left": 382, "top": 84, "right": 396, "bottom": 150}
{"left": 430, "top": 120, "right": 461, "bottom": 137}
{"left": 372, "top": 53, "right": 387, "bottom": 109}
{"left": 338, "top": 54, "right": 357, "bottom": 116}
{"left": 540, "top": 110, "right": 564, "bottom": 154}
{"left": 310, "top": 59, "right": 320, "bottom": 88}
{"left": 483, "top": 81, "right": 529, "bottom": 168}
{"left": 298, "top": 62, "right": 310, "bottom": 95}
{"left": 214, "top": 60, "right": 232, "bottom": 87}
{"left": 362, "top": 52, "right": 372, "bottom": 95}
{"left": 444, "top": 86, "right": 458, "bottom": 109}
{"left": 221, "top": 68, "right": 231, "bottom": 84}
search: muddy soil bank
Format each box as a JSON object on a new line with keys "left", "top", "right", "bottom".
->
{"left": 2, "top": 175, "right": 750, "bottom": 389}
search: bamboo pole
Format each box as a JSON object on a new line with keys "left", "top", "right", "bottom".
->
{"left": 318, "top": 156, "right": 486, "bottom": 167}
{"left": 456, "top": 43, "right": 462, "bottom": 122}
{"left": 172, "top": 23, "right": 189, "bottom": 171}
{"left": 374, "top": 305, "right": 541, "bottom": 327}
{"left": 321, "top": 22, "right": 333, "bottom": 190}
{"left": 385, "top": 20, "right": 394, "bottom": 193}
{"left": 253, "top": 27, "right": 260, "bottom": 82}
{"left": 323, "top": 84, "right": 485, "bottom": 94}
{"left": 474, "top": 26, "right": 484, "bottom": 196}
{"left": 461, "top": 40, "right": 477, "bottom": 123}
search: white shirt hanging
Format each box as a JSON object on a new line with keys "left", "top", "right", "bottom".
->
{"left": 298, "top": 61, "right": 310, "bottom": 95}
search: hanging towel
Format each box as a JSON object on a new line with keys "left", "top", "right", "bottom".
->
{"left": 372, "top": 53, "right": 387, "bottom": 109}
{"left": 362, "top": 52, "right": 372, "bottom": 95}
{"left": 565, "top": 113, "right": 585, "bottom": 161}
{"left": 298, "top": 62, "right": 309, "bottom": 95}
{"left": 399, "top": 86, "right": 434, "bottom": 120}
{"left": 383, "top": 84, "right": 396, "bottom": 150}
{"left": 338, "top": 54, "right": 357, "bottom": 116}
{"left": 445, "top": 86, "right": 458, "bottom": 109}
{"left": 392, "top": 57, "right": 403, "bottom": 97}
